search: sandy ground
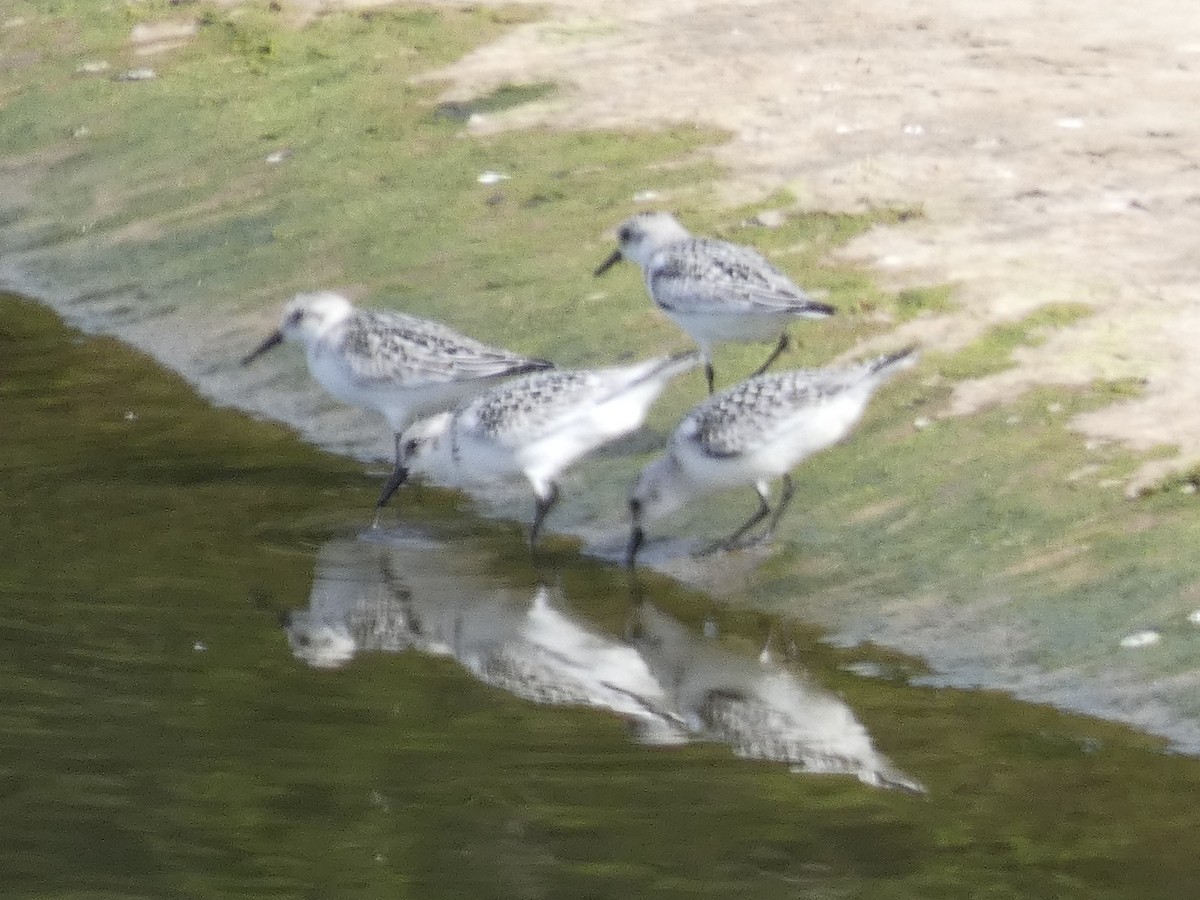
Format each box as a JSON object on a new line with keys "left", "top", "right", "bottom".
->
{"left": 5, "top": 0, "right": 1200, "bottom": 750}
{"left": 409, "top": 0, "right": 1200, "bottom": 496}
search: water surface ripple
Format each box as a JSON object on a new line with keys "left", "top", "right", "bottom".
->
{"left": 5, "top": 295, "right": 1200, "bottom": 897}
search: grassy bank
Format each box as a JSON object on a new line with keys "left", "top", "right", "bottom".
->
{"left": 2, "top": 1, "right": 1198, "bottom": 745}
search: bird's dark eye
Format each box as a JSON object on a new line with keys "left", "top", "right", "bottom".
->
{"left": 286, "top": 309, "right": 304, "bottom": 326}
{"left": 403, "top": 438, "right": 420, "bottom": 457}
{"left": 618, "top": 226, "right": 633, "bottom": 243}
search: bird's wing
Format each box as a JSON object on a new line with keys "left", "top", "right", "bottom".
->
{"left": 679, "top": 370, "right": 856, "bottom": 458}
{"left": 648, "top": 238, "right": 833, "bottom": 316}
{"left": 458, "top": 370, "right": 603, "bottom": 447}
{"left": 337, "top": 310, "right": 550, "bottom": 386}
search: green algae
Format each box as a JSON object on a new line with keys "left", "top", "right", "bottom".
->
{"left": 935, "top": 304, "right": 1095, "bottom": 381}
{"left": 6, "top": 293, "right": 1200, "bottom": 899}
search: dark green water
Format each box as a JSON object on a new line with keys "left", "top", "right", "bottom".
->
{"left": 4, "top": 293, "right": 1200, "bottom": 899}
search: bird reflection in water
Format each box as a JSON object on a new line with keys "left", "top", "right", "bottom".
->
{"left": 282, "top": 534, "right": 923, "bottom": 793}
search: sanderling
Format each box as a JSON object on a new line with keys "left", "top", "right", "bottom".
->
{"left": 241, "top": 291, "right": 552, "bottom": 515}
{"left": 630, "top": 602, "right": 925, "bottom": 792}
{"left": 627, "top": 347, "right": 918, "bottom": 566}
{"left": 594, "top": 211, "right": 836, "bottom": 393}
{"left": 403, "top": 352, "right": 700, "bottom": 546}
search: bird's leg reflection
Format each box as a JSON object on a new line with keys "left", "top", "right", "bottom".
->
{"left": 281, "top": 534, "right": 923, "bottom": 792}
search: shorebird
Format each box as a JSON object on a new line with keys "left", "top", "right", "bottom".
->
{"left": 241, "top": 291, "right": 552, "bottom": 518}
{"left": 626, "top": 347, "right": 918, "bottom": 566}
{"left": 595, "top": 211, "right": 835, "bottom": 393}
{"left": 403, "top": 353, "right": 700, "bottom": 546}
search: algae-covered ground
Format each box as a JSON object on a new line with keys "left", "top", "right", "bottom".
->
{"left": 2, "top": 1, "right": 1199, "bottom": 748}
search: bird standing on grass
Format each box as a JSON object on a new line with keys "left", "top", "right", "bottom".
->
{"left": 595, "top": 211, "right": 836, "bottom": 393}
{"left": 627, "top": 347, "right": 919, "bottom": 567}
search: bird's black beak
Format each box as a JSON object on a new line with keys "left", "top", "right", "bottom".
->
{"left": 594, "top": 248, "right": 623, "bottom": 277}
{"left": 625, "top": 498, "right": 645, "bottom": 568}
{"left": 241, "top": 330, "right": 283, "bottom": 366}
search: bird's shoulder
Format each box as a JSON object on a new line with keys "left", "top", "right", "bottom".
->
{"left": 334, "top": 309, "right": 539, "bottom": 384}
{"left": 648, "top": 237, "right": 807, "bottom": 309}
{"left": 462, "top": 370, "right": 600, "bottom": 441}
{"left": 680, "top": 371, "right": 852, "bottom": 456}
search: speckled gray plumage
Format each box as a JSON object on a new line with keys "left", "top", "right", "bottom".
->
{"left": 331, "top": 309, "right": 551, "bottom": 386}
{"left": 463, "top": 369, "right": 603, "bottom": 442}
{"left": 679, "top": 348, "right": 917, "bottom": 458}
{"left": 649, "top": 236, "right": 834, "bottom": 315}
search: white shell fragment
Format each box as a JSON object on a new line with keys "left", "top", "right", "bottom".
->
{"left": 1119, "top": 630, "right": 1161, "bottom": 649}
{"left": 115, "top": 67, "right": 157, "bottom": 82}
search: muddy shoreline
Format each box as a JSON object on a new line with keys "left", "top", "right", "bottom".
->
{"left": 3, "top": 1, "right": 1200, "bottom": 754}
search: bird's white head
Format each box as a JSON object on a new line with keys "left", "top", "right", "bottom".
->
{"left": 595, "top": 211, "right": 691, "bottom": 275}
{"left": 242, "top": 291, "right": 357, "bottom": 366}
{"left": 398, "top": 413, "right": 454, "bottom": 480}
{"left": 626, "top": 454, "right": 691, "bottom": 567}
{"left": 630, "top": 454, "right": 690, "bottom": 523}
{"left": 279, "top": 291, "right": 355, "bottom": 346}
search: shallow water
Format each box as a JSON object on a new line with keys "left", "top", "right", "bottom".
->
{"left": 5, "top": 293, "right": 1200, "bottom": 898}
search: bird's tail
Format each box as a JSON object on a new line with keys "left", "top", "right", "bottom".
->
{"left": 796, "top": 298, "right": 837, "bottom": 318}
{"left": 636, "top": 350, "right": 704, "bottom": 386}
{"left": 509, "top": 356, "right": 555, "bottom": 376}
{"left": 866, "top": 345, "right": 920, "bottom": 382}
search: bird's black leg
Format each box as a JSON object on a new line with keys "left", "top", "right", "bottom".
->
{"left": 705, "top": 361, "right": 716, "bottom": 395}
{"left": 751, "top": 333, "right": 790, "bottom": 378}
{"left": 697, "top": 483, "right": 771, "bottom": 556}
{"left": 754, "top": 474, "right": 795, "bottom": 546}
{"left": 372, "top": 465, "right": 410, "bottom": 527}
{"left": 529, "top": 482, "right": 561, "bottom": 549}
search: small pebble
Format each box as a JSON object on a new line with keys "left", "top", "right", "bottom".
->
{"left": 1046, "top": 402, "right": 1064, "bottom": 414}
{"left": 76, "top": 60, "right": 110, "bottom": 74}
{"left": 477, "top": 170, "right": 508, "bottom": 185}
{"left": 632, "top": 190, "right": 660, "bottom": 203}
{"left": 193, "top": 641, "right": 207, "bottom": 652}
{"left": 72, "top": 126, "right": 91, "bottom": 139}
{"left": 123, "top": 411, "right": 138, "bottom": 422}
{"left": 1119, "top": 630, "right": 1160, "bottom": 649}
{"left": 115, "top": 67, "right": 157, "bottom": 82}
{"left": 1187, "top": 609, "right": 1200, "bottom": 625}
{"left": 265, "top": 149, "right": 291, "bottom": 164}
{"left": 1181, "top": 483, "right": 1197, "bottom": 495}
{"left": 913, "top": 416, "right": 932, "bottom": 430}
{"left": 749, "top": 209, "right": 787, "bottom": 228}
